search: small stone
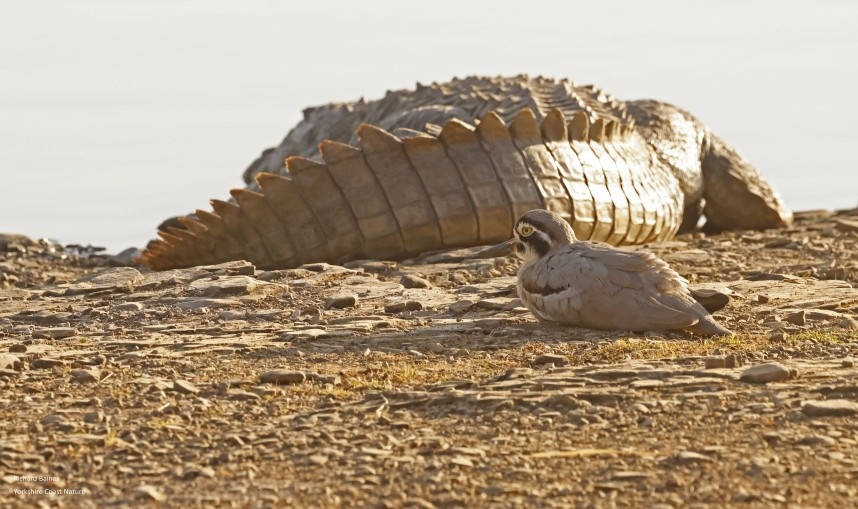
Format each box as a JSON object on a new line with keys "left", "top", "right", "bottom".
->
{"left": 384, "top": 301, "right": 422, "bottom": 313}
{"left": 133, "top": 485, "right": 166, "bottom": 502}
{"left": 757, "top": 294, "right": 770, "bottom": 303}
{"left": 306, "top": 373, "right": 341, "bottom": 386}
{"left": 83, "top": 411, "right": 105, "bottom": 424}
{"left": 690, "top": 287, "right": 731, "bottom": 313}
{"left": 532, "top": 354, "right": 568, "bottom": 367}
{"left": 675, "top": 451, "right": 712, "bottom": 464}
{"left": 8, "top": 344, "right": 27, "bottom": 353}
{"left": 740, "top": 363, "right": 792, "bottom": 384}
{"left": 70, "top": 368, "right": 100, "bottom": 383}
{"left": 704, "top": 357, "right": 726, "bottom": 369}
{"left": 0, "top": 354, "right": 22, "bottom": 371}
{"left": 228, "top": 390, "right": 262, "bottom": 401}
{"left": 174, "top": 297, "right": 239, "bottom": 310}
{"left": 628, "top": 403, "right": 650, "bottom": 414}
{"left": 31, "top": 358, "right": 65, "bottom": 369}
{"left": 114, "top": 302, "right": 144, "bottom": 312}
{"left": 724, "top": 354, "right": 743, "bottom": 368}
{"left": 325, "top": 294, "right": 358, "bottom": 310}
{"left": 172, "top": 379, "right": 200, "bottom": 395}
{"left": 802, "top": 399, "right": 858, "bottom": 417}
{"left": 190, "top": 275, "right": 259, "bottom": 297}
{"left": 837, "top": 317, "right": 858, "bottom": 330}
{"left": 448, "top": 299, "right": 476, "bottom": 314}
{"left": 783, "top": 310, "right": 806, "bottom": 326}
{"left": 798, "top": 434, "right": 836, "bottom": 446}
{"left": 40, "top": 414, "right": 69, "bottom": 425}
{"left": 308, "top": 454, "right": 329, "bottom": 466}
{"left": 259, "top": 370, "right": 306, "bottom": 385}
{"left": 400, "top": 274, "right": 433, "bottom": 289}
{"left": 842, "top": 359, "right": 855, "bottom": 368}
{"left": 34, "top": 327, "right": 76, "bottom": 339}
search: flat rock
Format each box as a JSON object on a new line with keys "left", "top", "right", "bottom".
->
{"left": 172, "top": 379, "right": 200, "bottom": 395}
{"left": 31, "top": 358, "right": 65, "bottom": 369}
{"left": 74, "top": 267, "right": 144, "bottom": 287}
{"left": 198, "top": 260, "right": 255, "bottom": 276}
{"left": 384, "top": 301, "right": 423, "bottom": 313}
{"left": 533, "top": 354, "right": 569, "bottom": 367}
{"left": 114, "top": 302, "right": 144, "bottom": 312}
{"left": 740, "top": 363, "right": 793, "bottom": 384}
{"left": 400, "top": 274, "right": 433, "bottom": 289}
{"left": 325, "top": 294, "right": 359, "bottom": 309}
{"left": 783, "top": 310, "right": 806, "bottom": 326}
{"left": 802, "top": 399, "right": 858, "bottom": 417}
{"left": 190, "top": 275, "right": 259, "bottom": 297}
{"left": 174, "top": 297, "right": 240, "bottom": 310}
{"left": 33, "top": 327, "right": 76, "bottom": 339}
{"left": 70, "top": 368, "right": 100, "bottom": 383}
{"left": 259, "top": 370, "right": 307, "bottom": 385}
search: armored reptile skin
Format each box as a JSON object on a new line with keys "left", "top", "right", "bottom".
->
{"left": 138, "top": 75, "right": 792, "bottom": 270}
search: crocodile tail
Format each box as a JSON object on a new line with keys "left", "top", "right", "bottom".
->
{"left": 137, "top": 108, "right": 682, "bottom": 270}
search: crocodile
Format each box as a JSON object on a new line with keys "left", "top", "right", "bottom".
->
{"left": 137, "top": 75, "right": 792, "bottom": 271}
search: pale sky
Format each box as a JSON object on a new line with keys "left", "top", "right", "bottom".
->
{"left": 1, "top": 0, "right": 856, "bottom": 252}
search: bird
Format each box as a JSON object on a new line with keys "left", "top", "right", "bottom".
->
{"left": 481, "top": 209, "right": 732, "bottom": 336}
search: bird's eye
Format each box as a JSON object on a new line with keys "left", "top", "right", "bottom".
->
{"left": 519, "top": 225, "right": 534, "bottom": 237}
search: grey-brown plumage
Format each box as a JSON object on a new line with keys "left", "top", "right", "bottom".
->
{"left": 502, "top": 209, "right": 731, "bottom": 336}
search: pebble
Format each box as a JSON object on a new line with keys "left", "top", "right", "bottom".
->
{"left": 448, "top": 299, "right": 476, "bottom": 314}
{"left": 70, "top": 368, "right": 100, "bottom": 383}
{"left": 83, "top": 411, "right": 105, "bottom": 423}
{"left": 172, "top": 379, "right": 200, "bottom": 395}
{"left": 31, "top": 358, "right": 65, "bottom": 369}
{"left": 384, "top": 301, "right": 422, "bottom": 313}
{"left": 842, "top": 359, "right": 855, "bottom": 368}
{"left": 190, "top": 275, "right": 259, "bottom": 297}
{"left": 739, "top": 363, "right": 792, "bottom": 384}
{"left": 532, "top": 354, "right": 568, "bottom": 367}
{"left": 783, "top": 310, "right": 806, "bottom": 326}
{"left": 802, "top": 399, "right": 858, "bottom": 417}
{"left": 133, "top": 485, "right": 167, "bottom": 502}
{"left": 8, "top": 344, "right": 27, "bottom": 353}
{"left": 674, "top": 451, "right": 713, "bottom": 464}
{"left": 33, "top": 327, "right": 76, "bottom": 339}
{"left": 704, "top": 357, "right": 726, "bottom": 369}
{"left": 325, "top": 294, "right": 359, "bottom": 310}
{"left": 0, "top": 354, "right": 22, "bottom": 371}
{"left": 174, "top": 298, "right": 239, "bottom": 310}
{"left": 400, "top": 274, "right": 433, "bottom": 289}
{"left": 837, "top": 317, "right": 858, "bottom": 330}
{"left": 259, "top": 370, "right": 307, "bottom": 385}
{"left": 798, "top": 434, "right": 836, "bottom": 446}
{"left": 114, "top": 302, "right": 144, "bottom": 312}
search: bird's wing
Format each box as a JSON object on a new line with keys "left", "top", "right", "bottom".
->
{"left": 521, "top": 244, "right": 700, "bottom": 330}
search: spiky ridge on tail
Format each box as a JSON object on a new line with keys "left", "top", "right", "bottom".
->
{"left": 137, "top": 108, "right": 683, "bottom": 270}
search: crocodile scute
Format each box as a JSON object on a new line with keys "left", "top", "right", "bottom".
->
{"left": 137, "top": 75, "right": 792, "bottom": 271}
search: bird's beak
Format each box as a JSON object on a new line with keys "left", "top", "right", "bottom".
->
{"left": 476, "top": 238, "right": 517, "bottom": 258}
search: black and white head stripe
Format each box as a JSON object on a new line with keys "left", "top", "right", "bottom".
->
{"left": 515, "top": 219, "right": 553, "bottom": 258}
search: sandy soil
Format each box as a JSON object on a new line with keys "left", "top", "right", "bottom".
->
{"left": 1, "top": 208, "right": 857, "bottom": 508}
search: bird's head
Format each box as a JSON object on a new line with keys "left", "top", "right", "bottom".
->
{"left": 478, "top": 209, "right": 577, "bottom": 262}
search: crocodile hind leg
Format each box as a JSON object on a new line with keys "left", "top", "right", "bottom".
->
{"left": 701, "top": 131, "right": 793, "bottom": 231}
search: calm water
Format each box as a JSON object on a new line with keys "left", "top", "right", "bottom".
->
{"left": 1, "top": 1, "right": 856, "bottom": 253}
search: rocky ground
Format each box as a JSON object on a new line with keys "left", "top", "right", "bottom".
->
{"left": 1, "top": 208, "right": 857, "bottom": 508}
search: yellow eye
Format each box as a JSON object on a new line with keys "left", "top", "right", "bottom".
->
{"left": 519, "top": 225, "right": 534, "bottom": 237}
